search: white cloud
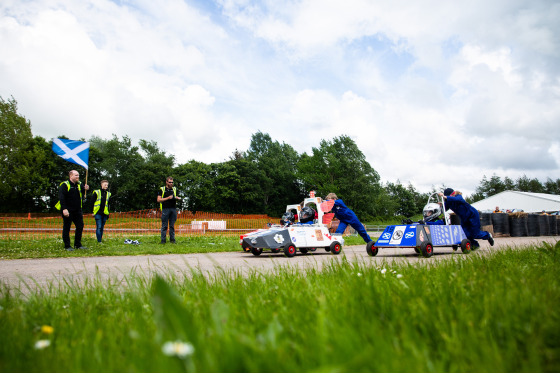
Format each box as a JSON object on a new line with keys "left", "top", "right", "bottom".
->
{"left": 1, "top": 0, "right": 559, "bottom": 196}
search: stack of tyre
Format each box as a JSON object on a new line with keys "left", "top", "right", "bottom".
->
{"left": 483, "top": 212, "right": 560, "bottom": 237}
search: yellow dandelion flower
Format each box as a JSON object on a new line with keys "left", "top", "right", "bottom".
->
{"left": 41, "top": 325, "right": 54, "bottom": 334}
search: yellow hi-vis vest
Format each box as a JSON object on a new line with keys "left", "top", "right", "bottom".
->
{"left": 93, "top": 189, "right": 111, "bottom": 215}
{"left": 55, "top": 181, "right": 82, "bottom": 210}
{"left": 160, "top": 186, "right": 177, "bottom": 210}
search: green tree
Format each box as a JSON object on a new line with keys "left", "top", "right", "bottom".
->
{"left": 544, "top": 178, "right": 560, "bottom": 195}
{"left": 385, "top": 181, "right": 420, "bottom": 217}
{"left": 473, "top": 174, "right": 506, "bottom": 199}
{"left": 0, "top": 97, "right": 55, "bottom": 212}
{"left": 515, "top": 175, "right": 544, "bottom": 193}
{"left": 297, "top": 135, "right": 382, "bottom": 219}
{"left": 174, "top": 160, "right": 213, "bottom": 213}
{"left": 245, "top": 132, "right": 301, "bottom": 216}
{"left": 223, "top": 155, "right": 266, "bottom": 214}
{"left": 89, "top": 135, "right": 174, "bottom": 212}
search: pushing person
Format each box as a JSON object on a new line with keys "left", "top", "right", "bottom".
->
{"left": 325, "top": 193, "right": 372, "bottom": 244}
{"left": 439, "top": 188, "right": 494, "bottom": 249}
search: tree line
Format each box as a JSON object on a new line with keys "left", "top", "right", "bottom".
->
{"left": 2, "top": 96, "right": 559, "bottom": 219}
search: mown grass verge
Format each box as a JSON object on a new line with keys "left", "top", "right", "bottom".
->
{"left": 0, "top": 235, "right": 366, "bottom": 260}
{"left": 1, "top": 241, "right": 559, "bottom": 372}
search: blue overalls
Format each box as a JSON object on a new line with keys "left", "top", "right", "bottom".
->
{"left": 331, "top": 199, "right": 372, "bottom": 243}
{"left": 445, "top": 195, "right": 490, "bottom": 247}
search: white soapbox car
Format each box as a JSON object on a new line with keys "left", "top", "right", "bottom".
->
{"left": 240, "top": 197, "right": 344, "bottom": 257}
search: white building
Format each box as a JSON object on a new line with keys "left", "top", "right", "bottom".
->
{"left": 471, "top": 191, "right": 560, "bottom": 213}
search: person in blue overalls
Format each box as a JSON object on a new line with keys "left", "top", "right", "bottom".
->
{"left": 325, "top": 193, "right": 372, "bottom": 243}
{"left": 439, "top": 188, "right": 494, "bottom": 248}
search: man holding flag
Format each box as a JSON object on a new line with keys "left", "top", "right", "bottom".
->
{"left": 58, "top": 170, "right": 89, "bottom": 250}
{"left": 52, "top": 138, "right": 90, "bottom": 251}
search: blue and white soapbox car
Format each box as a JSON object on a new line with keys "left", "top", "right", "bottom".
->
{"left": 366, "top": 194, "right": 473, "bottom": 257}
{"left": 240, "top": 195, "right": 344, "bottom": 257}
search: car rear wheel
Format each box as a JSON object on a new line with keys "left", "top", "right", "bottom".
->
{"left": 299, "top": 248, "right": 309, "bottom": 254}
{"left": 284, "top": 243, "right": 297, "bottom": 257}
{"left": 251, "top": 248, "right": 263, "bottom": 256}
{"left": 420, "top": 241, "right": 433, "bottom": 258}
{"left": 366, "top": 241, "right": 378, "bottom": 256}
{"left": 460, "top": 239, "right": 471, "bottom": 254}
{"left": 330, "top": 241, "right": 342, "bottom": 255}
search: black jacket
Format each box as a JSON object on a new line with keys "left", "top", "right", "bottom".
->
{"left": 59, "top": 180, "right": 83, "bottom": 212}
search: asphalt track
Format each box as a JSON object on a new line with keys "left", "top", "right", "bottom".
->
{"left": 1, "top": 236, "right": 558, "bottom": 294}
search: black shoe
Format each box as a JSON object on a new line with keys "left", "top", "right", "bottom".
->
{"left": 75, "top": 246, "right": 88, "bottom": 250}
{"left": 170, "top": 241, "right": 176, "bottom": 244}
{"left": 488, "top": 233, "right": 494, "bottom": 246}
{"left": 65, "top": 247, "right": 74, "bottom": 251}
{"left": 160, "top": 241, "right": 166, "bottom": 244}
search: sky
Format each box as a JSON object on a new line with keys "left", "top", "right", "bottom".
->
{"left": 1, "top": 0, "right": 559, "bottom": 196}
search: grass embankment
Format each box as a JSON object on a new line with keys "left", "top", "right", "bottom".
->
{"left": 1, "top": 242, "right": 559, "bottom": 372}
{"left": 0, "top": 235, "right": 366, "bottom": 260}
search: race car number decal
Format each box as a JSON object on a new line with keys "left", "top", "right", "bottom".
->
{"left": 315, "top": 229, "right": 324, "bottom": 241}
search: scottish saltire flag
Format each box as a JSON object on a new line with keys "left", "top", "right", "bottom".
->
{"left": 51, "top": 138, "right": 90, "bottom": 169}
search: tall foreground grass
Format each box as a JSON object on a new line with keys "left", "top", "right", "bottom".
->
{"left": 1, "top": 243, "right": 559, "bottom": 372}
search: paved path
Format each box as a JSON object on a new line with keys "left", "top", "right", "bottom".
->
{"left": 1, "top": 236, "right": 558, "bottom": 294}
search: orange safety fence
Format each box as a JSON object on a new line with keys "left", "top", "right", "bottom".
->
{"left": 0, "top": 210, "right": 281, "bottom": 240}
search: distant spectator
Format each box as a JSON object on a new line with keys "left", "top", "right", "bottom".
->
{"left": 494, "top": 206, "right": 503, "bottom": 213}
{"left": 541, "top": 210, "right": 548, "bottom": 215}
{"left": 90, "top": 180, "right": 111, "bottom": 243}
{"left": 157, "top": 176, "right": 181, "bottom": 244}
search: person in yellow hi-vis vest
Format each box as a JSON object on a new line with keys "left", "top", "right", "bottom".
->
{"left": 156, "top": 176, "right": 181, "bottom": 244}
{"left": 91, "top": 180, "right": 111, "bottom": 243}
{"left": 57, "top": 170, "right": 89, "bottom": 251}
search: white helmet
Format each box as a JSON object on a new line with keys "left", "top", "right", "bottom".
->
{"left": 423, "top": 203, "right": 442, "bottom": 222}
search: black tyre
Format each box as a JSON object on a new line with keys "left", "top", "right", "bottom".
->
{"left": 366, "top": 241, "right": 378, "bottom": 256}
{"left": 325, "top": 247, "right": 331, "bottom": 252}
{"left": 420, "top": 241, "right": 433, "bottom": 258}
{"left": 330, "top": 241, "right": 342, "bottom": 255}
{"left": 414, "top": 247, "right": 421, "bottom": 254}
{"left": 451, "top": 245, "right": 458, "bottom": 251}
{"left": 271, "top": 248, "right": 281, "bottom": 253}
{"left": 299, "top": 247, "right": 309, "bottom": 254}
{"left": 250, "top": 248, "right": 263, "bottom": 256}
{"left": 284, "top": 243, "right": 297, "bottom": 257}
{"left": 460, "top": 239, "right": 471, "bottom": 254}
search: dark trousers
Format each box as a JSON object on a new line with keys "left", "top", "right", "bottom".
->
{"left": 62, "top": 210, "right": 84, "bottom": 248}
{"left": 336, "top": 219, "right": 372, "bottom": 243}
{"left": 161, "top": 208, "right": 177, "bottom": 243}
{"left": 461, "top": 216, "right": 490, "bottom": 247}
{"left": 94, "top": 214, "right": 109, "bottom": 242}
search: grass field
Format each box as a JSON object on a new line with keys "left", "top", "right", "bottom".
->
{"left": 1, "top": 241, "right": 559, "bottom": 372}
{"left": 0, "top": 235, "right": 367, "bottom": 260}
